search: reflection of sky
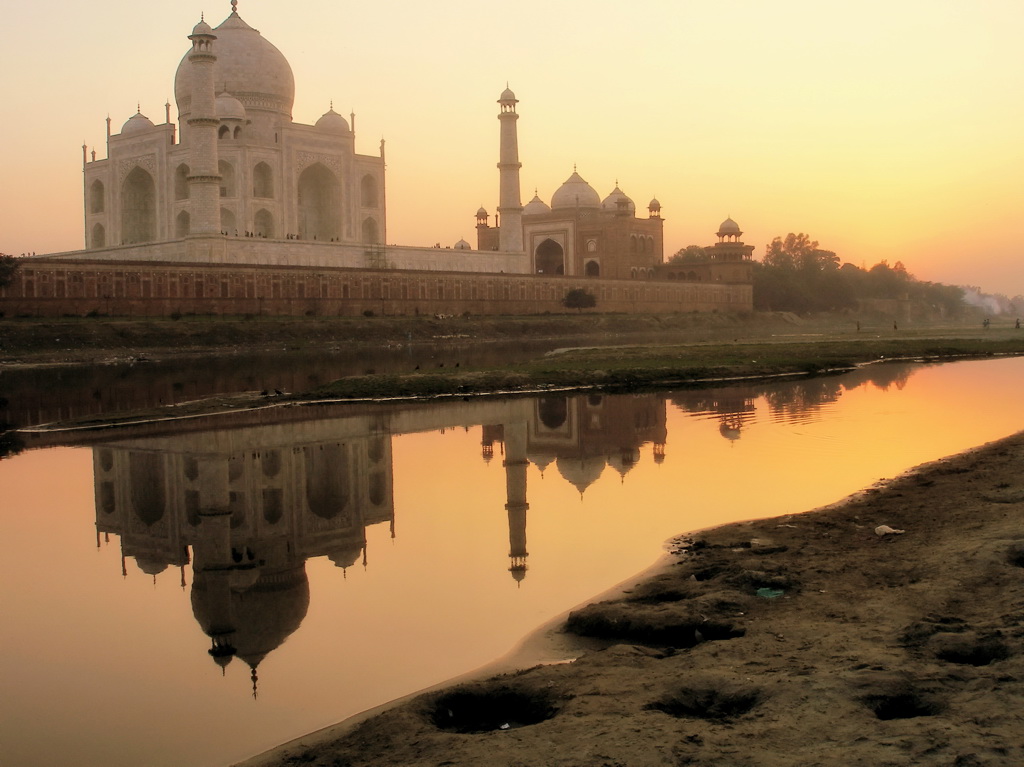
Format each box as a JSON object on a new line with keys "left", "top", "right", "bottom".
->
{"left": 1, "top": 357, "right": 1023, "bottom": 767}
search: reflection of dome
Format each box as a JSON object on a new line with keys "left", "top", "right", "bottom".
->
{"left": 135, "top": 556, "right": 168, "bottom": 576}
{"left": 556, "top": 455, "right": 606, "bottom": 493}
{"left": 191, "top": 563, "right": 310, "bottom": 671}
{"left": 607, "top": 447, "right": 641, "bottom": 478}
{"left": 719, "top": 420, "right": 742, "bottom": 441}
{"left": 602, "top": 186, "right": 635, "bottom": 214}
{"left": 121, "top": 111, "right": 155, "bottom": 134}
{"left": 175, "top": 10, "right": 296, "bottom": 120}
{"left": 315, "top": 107, "right": 350, "bottom": 133}
{"left": 523, "top": 193, "right": 551, "bottom": 216}
{"left": 215, "top": 92, "right": 246, "bottom": 120}
{"left": 551, "top": 171, "right": 601, "bottom": 210}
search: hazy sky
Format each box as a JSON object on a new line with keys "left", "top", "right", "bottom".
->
{"left": 3, "top": 0, "right": 1021, "bottom": 296}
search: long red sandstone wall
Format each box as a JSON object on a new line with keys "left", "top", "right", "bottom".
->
{"left": 0, "top": 258, "right": 753, "bottom": 318}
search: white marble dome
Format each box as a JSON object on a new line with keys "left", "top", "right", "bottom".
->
{"left": 215, "top": 92, "right": 246, "bottom": 120}
{"left": 718, "top": 217, "right": 742, "bottom": 235}
{"left": 175, "top": 10, "right": 295, "bottom": 119}
{"left": 551, "top": 171, "right": 601, "bottom": 210}
{"left": 121, "top": 111, "right": 155, "bottom": 134}
{"left": 315, "top": 107, "right": 350, "bottom": 133}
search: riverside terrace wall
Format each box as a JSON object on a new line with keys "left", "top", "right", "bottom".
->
{"left": 0, "top": 259, "right": 753, "bottom": 318}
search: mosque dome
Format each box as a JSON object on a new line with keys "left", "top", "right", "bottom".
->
{"left": 499, "top": 86, "right": 517, "bottom": 102}
{"left": 602, "top": 186, "right": 636, "bottom": 214}
{"left": 315, "top": 107, "right": 350, "bottom": 133}
{"left": 476, "top": 206, "right": 489, "bottom": 219}
{"left": 215, "top": 92, "right": 246, "bottom": 120}
{"left": 121, "top": 111, "right": 155, "bottom": 134}
{"left": 523, "top": 193, "right": 551, "bottom": 216}
{"left": 718, "top": 217, "right": 741, "bottom": 236}
{"left": 551, "top": 171, "right": 601, "bottom": 210}
{"left": 649, "top": 198, "right": 661, "bottom": 212}
{"left": 454, "top": 238, "right": 472, "bottom": 250}
{"left": 175, "top": 9, "right": 296, "bottom": 120}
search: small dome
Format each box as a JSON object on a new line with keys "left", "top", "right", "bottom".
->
{"left": 315, "top": 107, "right": 350, "bottom": 133}
{"left": 602, "top": 186, "right": 635, "bottom": 214}
{"left": 121, "top": 111, "right": 155, "bottom": 135}
{"left": 454, "top": 238, "right": 472, "bottom": 250}
{"left": 551, "top": 171, "right": 602, "bottom": 210}
{"left": 648, "top": 198, "right": 661, "bottom": 212}
{"left": 191, "top": 18, "right": 215, "bottom": 37}
{"left": 476, "top": 206, "right": 488, "bottom": 218}
{"left": 523, "top": 193, "right": 551, "bottom": 216}
{"left": 718, "top": 217, "right": 741, "bottom": 235}
{"left": 215, "top": 92, "right": 246, "bottom": 120}
{"left": 499, "top": 86, "right": 517, "bottom": 103}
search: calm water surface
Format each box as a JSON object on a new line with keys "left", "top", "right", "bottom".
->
{"left": 2, "top": 357, "right": 1023, "bottom": 767}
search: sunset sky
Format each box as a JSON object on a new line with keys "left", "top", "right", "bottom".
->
{"left": 3, "top": 0, "right": 1021, "bottom": 296}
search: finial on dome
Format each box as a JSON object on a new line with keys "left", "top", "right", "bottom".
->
{"left": 201, "top": 12, "right": 204, "bottom": 21}
{"left": 231, "top": 0, "right": 238, "bottom": 14}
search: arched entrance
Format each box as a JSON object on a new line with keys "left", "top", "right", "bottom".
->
{"left": 585, "top": 260, "right": 600, "bottom": 277}
{"left": 361, "top": 217, "right": 379, "bottom": 244}
{"left": 298, "top": 163, "right": 341, "bottom": 241}
{"left": 175, "top": 210, "right": 190, "bottom": 238}
{"left": 121, "top": 166, "right": 156, "bottom": 244}
{"left": 254, "top": 209, "right": 274, "bottom": 238}
{"left": 221, "top": 208, "right": 236, "bottom": 235}
{"left": 535, "top": 239, "right": 564, "bottom": 275}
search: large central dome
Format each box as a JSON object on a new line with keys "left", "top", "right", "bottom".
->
{"left": 174, "top": 9, "right": 295, "bottom": 120}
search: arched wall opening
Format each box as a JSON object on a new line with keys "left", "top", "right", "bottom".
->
{"left": 360, "top": 174, "right": 378, "bottom": 208}
{"left": 89, "top": 180, "right": 105, "bottom": 214}
{"left": 219, "top": 160, "right": 235, "bottom": 198}
{"left": 221, "top": 207, "right": 236, "bottom": 234}
{"left": 297, "top": 163, "right": 341, "bottom": 241}
{"left": 253, "top": 162, "right": 273, "bottom": 198}
{"left": 121, "top": 166, "right": 156, "bottom": 244}
{"left": 535, "top": 239, "right": 564, "bottom": 275}
{"left": 361, "top": 217, "right": 379, "bottom": 244}
{"left": 174, "top": 164, "right": 190, "bottom": 200}
{"left": 175, "top": 210, "right": 190, "bottom": 238}
{"left": 254, "top": 209, "right": 274, "bottom": 239}
{"left": 91, "top": 223, "right": 106, "bottom": 249}
{"left": 585, "top": 260, "right": 600, "bottom": 277}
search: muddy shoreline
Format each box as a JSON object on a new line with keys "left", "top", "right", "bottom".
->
{"left": 237, "top": 432, "right": 1024, "bottom": 767}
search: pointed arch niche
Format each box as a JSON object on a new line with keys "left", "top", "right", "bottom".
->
{"left": 535, "top": 238, "right": 564, "bottom": 275}
{"left": 121, "top": 166, "right": 156, "bottom": 244}
{"left": 297, "top": 163, "right": 341, "bottom": 241}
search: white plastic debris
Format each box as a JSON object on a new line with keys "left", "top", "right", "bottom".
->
{"left": 874, "top": 525, "right": 906, "bottom": 536}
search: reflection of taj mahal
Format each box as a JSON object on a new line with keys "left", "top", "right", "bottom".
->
{"left": 90, "top": 395, "right": 667, "bottom": 688}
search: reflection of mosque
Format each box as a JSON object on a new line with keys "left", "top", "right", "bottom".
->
{"left": 90, "top": 394, "right": 667, "bottom": 690}
{"left": 481, "top": 394, "right": 668, "bottom": 581}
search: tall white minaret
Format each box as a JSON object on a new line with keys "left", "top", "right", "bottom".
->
{"left": 186, "top": 17, "right": 222, "bottom": 236}
{"left": 497, "top": 87, "right": 523, "bottom": 252}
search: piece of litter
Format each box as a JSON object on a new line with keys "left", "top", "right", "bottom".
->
{"left": 874, "top": 525, "right": 906, "bottom": 536}
{"left": 499, "top": 723, "right": 511, "bottom": 730}
{"left": 756, "top": 587, "right": 785, "bottom": 599}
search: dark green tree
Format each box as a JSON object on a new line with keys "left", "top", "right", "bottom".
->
{"left": 562, "top": 288, "right": 597, "bottom": 312}
{"left": 0, "top": 254, "right": 19, "bottom": 288}
{"left": 667, "top": 245, "right": 708, "bottom": 264}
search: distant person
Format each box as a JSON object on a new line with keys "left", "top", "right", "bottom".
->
{"left": 1016, "top": 318, "right": 1021, "bottom": 329}
{"left": 893, "top": 321, "right": 898, "bottom": 331}
{"left": 983, "top": 318, "right": 990, "bottom": 329}
{"left": 856, "top": 320, "right": 861, "bottom": 332}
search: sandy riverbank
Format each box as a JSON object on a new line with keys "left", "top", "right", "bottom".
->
{"left": 237, "top": 431, "right": 1024, "bottom": 767}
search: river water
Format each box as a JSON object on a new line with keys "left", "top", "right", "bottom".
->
{"left": 1, "top": 356, "right": 1022, "bottom": 767}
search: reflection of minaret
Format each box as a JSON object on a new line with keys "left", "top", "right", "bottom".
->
{"left": 503, "top": 422, "right": 529, "bottom": 582}
{"left": 496, "top": 87, "right": 523, "bottom": 253}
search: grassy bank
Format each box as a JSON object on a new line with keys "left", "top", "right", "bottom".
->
{"left": 310, "top": 334, "right": 1024, "bottom": 400}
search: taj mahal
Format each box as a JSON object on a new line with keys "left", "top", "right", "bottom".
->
{"left": 2, "top": 1, "right": 753, "bottom": 317}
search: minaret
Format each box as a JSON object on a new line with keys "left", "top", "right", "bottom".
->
{"left": 186, "top": 17, "right": 222, "bottom": 236}
{"left": 497, "top": 87, "right": 523, "bottom": 253}
{"left": 503, "top": 421, "right": 530, "bottom": 582}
